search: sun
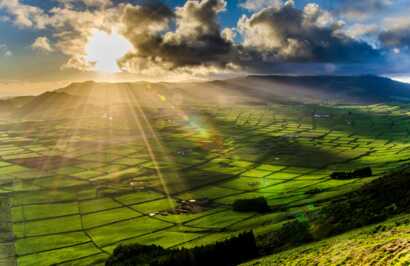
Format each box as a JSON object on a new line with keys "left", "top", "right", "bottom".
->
{"left": 85, "top": 29, "right": 133, "bottom": 73}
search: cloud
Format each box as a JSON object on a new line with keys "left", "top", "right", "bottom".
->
{"left": 57, "top": 0, "right": 112, "bottom": 8}
{"left": 240, "top": 0, "right": 281, "bottom": 11}
{"left": 379, "top": 28, "right": 410, "bottom": 49}
{"left": 44, "top": 4, "right": 121, "bottom": 71}
{"left": 0, "top": 0, "right": 120, "bottom": 71}
{"left": 344, "top": 23, "right": 378, "bottom": 39}
{"left": 222, "top": 27, "right": 237, "bottom": 42}
{"left": 121, "top": 2, "right": 174, "bottom": 36}
{"left": 119, "top": 0, "right": 237, "bottom": 76}
{"left": 378, "top": 17, "right": 410, "bottom": 49}
{"left": 1, "top": 0, "right": 238, "bottom": 77}
{"left": 339, "top": 0, "right": 395, "bottom": 20}
{"left": 237, "top": 2, "right": 380, "bottom": 63}
{"left": 32, "top": 37, "right": 54, "bottom": 52}
{"left": 0, "top": 44, "right": 12, "bottom": 57}
{"left": 0, "top": 0, "right": 48, "bottom": 28}
{"left": 61, "top": 55, "right": 94, "bottom": 71}
{"left": 0, "top": 0, "right": 392, "bottom": 77}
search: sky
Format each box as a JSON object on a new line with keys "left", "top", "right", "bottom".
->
{"left": 0, "top": 0, "right": 410, "bottom": 93}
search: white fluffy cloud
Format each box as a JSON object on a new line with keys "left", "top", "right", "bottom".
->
{"left": 0, "top": 0, "right": 48, "bottom": 28}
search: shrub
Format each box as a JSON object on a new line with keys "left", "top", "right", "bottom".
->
{"left": 331, "top": 167, "right": 372, "bottom": 180}
{"left": 352, "top": 167, "right": 372, "bottom": 178}
{"left": 233, "top": 197, "right": 270, "bottom": 213}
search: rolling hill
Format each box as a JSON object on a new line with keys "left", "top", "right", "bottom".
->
{"left": 58, "top": 75, "right": 410, "bottom": 105}
{"left": 0, "top": 74, "right": 408, "bottom": 120}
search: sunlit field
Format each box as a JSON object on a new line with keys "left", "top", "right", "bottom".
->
{"left": 1, "top": 82, "right": 410, "bottom": 265}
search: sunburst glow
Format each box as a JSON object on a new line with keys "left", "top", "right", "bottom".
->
{"left": 85, "top": 30, "right": 133, "bottom": 73}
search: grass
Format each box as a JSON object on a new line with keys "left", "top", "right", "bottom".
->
{"left": 0, "top": 165, "right": 30, "bottom": 175}
{"left": 82, "top": 207, "right": 141, "bottom": 229}
{"left": 79, "top": 198, "right": 121, "bottom": 213}
{"left": 217, "top": 176, "right": 283, "bottom": 191}
{"left": 15, "top": 232, "right": 90, "bottom": 255}
{"left": 131, "top": 198, "right": 177, "bottom": 214}
{"left": 103, "top": 227, "right": 203, "bottom": 253}
{"left": 13, "top": 215, "right": 82, "bottom": 238}
{"left": 186, "top": 210, "right": 255, "bottom": 229}
{"left": 160, "top": 208, "right": 225, "bottom": 224}
{"left": 242, "top": 214, "right": 410, "bottom": 266}
{"left": 87, "top": 216, "right": 173, "bottom": 247}
{"left": 179, "top": 232, "right": 236, "bottom": 248}
{"left": 115, "top": 191, "right": 164, "bottom": 205}
{"left": 21, "top": 202, "right": 79, "bottom": 220}
{"left": 17, "top": 242, "right": 101, "bottom": 266}
{"left": 177, "top": 185, "right": 238, "bottom": 200}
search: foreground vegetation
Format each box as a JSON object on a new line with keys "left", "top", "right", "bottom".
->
{"left": 243, "top": 213, "right": 410, "bottom": 266}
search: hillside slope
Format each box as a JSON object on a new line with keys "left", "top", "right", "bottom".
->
{"left": 242, "top": 166, "right": 410, "bottom": 266}
{"left": 16, "top": 91, "right": 85, "bottom": 118}
{"left": 243, "top": 214, "right": 410, "bottom": 266}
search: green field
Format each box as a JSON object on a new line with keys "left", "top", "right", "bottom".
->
{"left": 1, "top": 102, "right": 410, "bottom": 265}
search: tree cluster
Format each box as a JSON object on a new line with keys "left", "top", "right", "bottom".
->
{"left": 233, "top": 197, "right": 270, "bottom": 213}
{"left": 330, "top": 166, "right": 372, "bottom": 180}
{"left": 106, "top": 231, "right": 258, "bottom": 266}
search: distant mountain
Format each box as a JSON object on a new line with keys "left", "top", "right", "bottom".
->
{"left": 58, "top": 75, "right": 410, "bottom": 106}
{"left": 4, "top": 75, "right": 410, "bottom": 119}
{"left": 220, "top": 75, "right": 410, "bottom": 103}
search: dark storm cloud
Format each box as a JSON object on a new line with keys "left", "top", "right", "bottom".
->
{"left": 237, "top": 2, "right": 381, "bottom": 64}
{"left": 121, "top": 1, "right": 174, "bottom": 35}
{"left": 119, "top": 0, "right": 236, "bottom": 73}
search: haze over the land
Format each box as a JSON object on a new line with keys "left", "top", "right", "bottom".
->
{"left": 1, "top": 0, "right": 410, "bottom": 92}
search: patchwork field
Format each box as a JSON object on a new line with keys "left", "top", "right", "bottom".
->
{"left": 1, "top": 101, "right": 410, "bottom": 265}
